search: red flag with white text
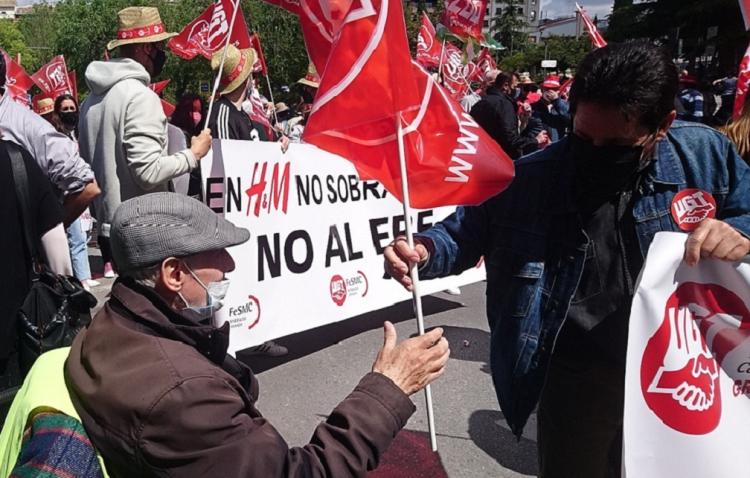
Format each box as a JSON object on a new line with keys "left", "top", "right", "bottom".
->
{"left": 168, "top": 0, "right": 252, "bottom": 60}
{"left": 2, "top": 50, "right": 33, "bottom": 106}
{"left": 441, "top": 42, "right": 469, "bottom": 99}
{"left": 442, "top": 0, "right": 487, "bottom": 41}
{"left": 416, "top": 12, "right": 442, "bottom": 68}
{"left": 475, "top": 48, "right": 496, "bottom": 81}
{"left": 734, "top": 42, "right": 750, "bottom": 120}
{"left": 576, "top": 3, "right": 606, "bottom": 48}
{"left": 31, "top": 55, "right": 74, "bottom": 98}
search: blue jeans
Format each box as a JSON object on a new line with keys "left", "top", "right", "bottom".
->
{"left": 67, "top": 218, "right": 91, "bottom": 282}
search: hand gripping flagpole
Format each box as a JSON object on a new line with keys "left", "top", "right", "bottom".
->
{"left": 395, "top": 113, "right": 438, "bottom": 452}
{"left": 205, "top": 0, "right": 242, "bottom": 126}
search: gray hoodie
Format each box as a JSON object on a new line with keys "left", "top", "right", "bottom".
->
{"left": 79, "top": 58, "right": 197, "bottom": 235}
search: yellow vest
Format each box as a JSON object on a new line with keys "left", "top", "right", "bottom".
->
{"left": 0, "top": 347, "right": 109, "bottom": 477}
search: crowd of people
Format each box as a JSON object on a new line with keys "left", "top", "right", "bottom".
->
{"left": 1, "top": 3, "right": 750, "bottom": 478}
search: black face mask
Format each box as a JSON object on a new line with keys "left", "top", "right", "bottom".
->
{"left": 569, "top": 133, "right": 651, "bottom": 209}
{"left": 59, "top": 111, "right": 78, "bottom": 128}
{"left": 149, "top": 48, "right": 167, "bottom": 77}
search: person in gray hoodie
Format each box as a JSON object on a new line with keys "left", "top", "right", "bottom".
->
{"left": 78, "top": 6, "right": 212, "bottom": 277}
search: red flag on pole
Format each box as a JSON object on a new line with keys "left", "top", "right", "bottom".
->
{"left": 734, "top": 42, "right": 750, "bottom": 120}
{"left": 168, "top": 0, "right": 252, "bottom": 60}
{"left": 246, "top": 88, "right": 274, "bottom": 138}
{"left": 149, "top": 79, "right": 171, "bottom": 95}
{"left": 161, "top": 99, "right": 176, "bottom": 117}
{"left": 740, "top": 0, "right": 750, "bottom": 30}
{"left": 576, "top": 3, "right": 606, "bottom": 48}
{"left": 67, "top": 70, "right": 78, "bottom": 100}
{"left": 441, "top": 42, "right": 469, "bottom": 99}
{"left": 475, "top": 48, "right": 496, "bottom": 81}
{"left": 31, "top": 55, "right": 74, "bottom": 98}
{"left": 1, "top": 50, "right": 33, "bottom": 106}
{"left": 249, "top": 33, "right": 268, "bottom": 75}
{"left": 416, "top": 12, "right": 441, "bottom": 68}
{"left": 442, "top": 0, "right": 487, "bottom": 41}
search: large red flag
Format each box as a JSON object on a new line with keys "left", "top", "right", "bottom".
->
{"left": 2, "top": 50, "right": 33, "bottom": 106}
{"left": 416, "top": 12, "right": 441, "bottom": 68}
{"left": 249, "top": 33, "right": 268, "bottom": 75}
{"left": 441, "top": 42, "right": 469, "bottom": 99}
{"left": 734, "top": 42, "right": 750, "bottom": 120}
{"left": 475, "top": 48, "right": 496, "bottom": 81}
{"left": 169, "top": 0, "right": 252, "bottom": 60}
{"left": 576, "top": 3, "right": 606, "bottom": 48}
{"left": 31, "top": 55, "right": 74, "bottom": 98}
{"left": 67, "top": 70, "right": 78, "bottom": 100}
{"left": 442, "top": 0, "right": 487, "bottom": 41}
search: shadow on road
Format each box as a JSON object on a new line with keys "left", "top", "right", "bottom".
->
{"left": 240, "top": 295, "right": 463, "bottom": 373}
{"left": 440, "top": 325, "right": 490, "bottom": 367}
{"left": 468, "top": 409, "right": 539, "bottom": 476}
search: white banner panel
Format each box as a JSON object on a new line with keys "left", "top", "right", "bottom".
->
{"left": 624, "top": 232, "right": 750, "bottom": 477}
{"left": 202, "top": 140, "right": 485, "bottom": 354}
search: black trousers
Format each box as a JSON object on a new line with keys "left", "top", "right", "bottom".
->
{"left": 537, "top": 353, "right": 625, "bottom": 478}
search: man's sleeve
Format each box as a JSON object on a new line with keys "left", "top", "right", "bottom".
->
{"left": 123, "top": 88, "right": 197, "bottom": 190}
{"left": 546, "top": 99, "right": 571, "bottom": 128}
{"left": 32, "top": 119, "right": 94, "bottom": 197}
{"left": 417, "top": 203, "right": 490, "bottom": 278}
{"left": 139, "top": 373, "right": 415, "bottom": 477}
{"left": 496, "top": 99, "right": 537, "bottom": 159}
{"left": 719, "top": 139, "right": 750, "bottom": 238}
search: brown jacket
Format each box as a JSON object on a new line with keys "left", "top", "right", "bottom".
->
{"left": 65, "top": 279, "right": 415, "bottom": 477}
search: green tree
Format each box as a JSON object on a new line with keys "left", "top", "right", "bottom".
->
{"left": 499, "top": 35, "right": 590, "bottom": 78}
{"left": 0, "top": 19, "right": 38, "bottom": 69}
{"left": 489, "top": 0, "right": 528, "bottom": 57}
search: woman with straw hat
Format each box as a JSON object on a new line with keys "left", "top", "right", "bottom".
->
{"left": 79, "top": 6, "right": 213, "bottom": 279}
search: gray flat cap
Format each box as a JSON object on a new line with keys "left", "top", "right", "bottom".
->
{"left": 111, "top": 192, "right": 250, "bottom": 273}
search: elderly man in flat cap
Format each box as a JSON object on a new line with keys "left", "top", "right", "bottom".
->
{"left": 65, "top": 192, "right": 450, "bottom": 477}
{"left": 79, "top": 6, "right": 212, "bottom": 280}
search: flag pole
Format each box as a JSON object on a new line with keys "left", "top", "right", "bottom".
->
{"left": 395, "top": 113, "right": 438, "bottom": 452}
{"left": 264, "top": 74, "right": 278, "bottom": 125}
{"left": 205, "top": 0, "right": 242, "bottom": 126}
{"left": 438, "top": 38, "right": 446, "bottom": 83}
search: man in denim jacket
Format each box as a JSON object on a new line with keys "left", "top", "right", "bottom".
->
{"left": 385, "top": 41, "right": 750, "bottom": 477}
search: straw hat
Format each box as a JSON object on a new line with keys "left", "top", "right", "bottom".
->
{"left": 34, "top": 97, "right": 54, "bottom": 116}
{"left": 211, "top": 45, "right": 257, "bottom": 96}
{"left": 275, "top": 102, "right": 290, "bottom": 113}
{"left": 297, "top": 63, "right": 320, "bottom": 88}
{"left": 107, "top": 7, "right": 177, "bottom": 51}
{"left": 519, "top": 72, "right": 534, "bottom": 85}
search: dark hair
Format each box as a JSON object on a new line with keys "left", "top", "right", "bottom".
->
{"left": 0, "top": 53, "right": 5, "bottom": 91}
{"left": 170, "top": 93, "right": 205, "bottom": 136}
{"left": 569, "top": 40, "right": 678, "bottom": 131}
{"left": 494, "top": 72, "right": 513, "bottom": 89}
{"left": 54, "top": 93, "right": 77, "bottom": 114}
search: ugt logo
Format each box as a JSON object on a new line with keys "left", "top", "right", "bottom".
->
{"left": 670, "top": 189, "right": 716, "bottom": 232}
{"left": 46, "top": 64, "right": 67, "bottom": 90}
{"left": 641, "top": 282, "right": 750, "bottom": 435}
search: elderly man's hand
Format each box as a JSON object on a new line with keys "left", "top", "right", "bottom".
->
{"left": 372, "top": 322, "right": 450, "bottom": 396}
{"left": 191, "top": 128, "right": 212, "bottom": 160}
{"left": 279, "top": 135, "right": 290, "bottom": 153}
{"left": 684, "top": 218, "right": 750, "bottom": 266}
{"left": 384, "top": 236, "right": 429, "bottom": 291}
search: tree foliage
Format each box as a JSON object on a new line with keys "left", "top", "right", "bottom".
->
{"left": 0, "top": 19, "right": 38, "bottom": 69}
{"left": 499, "top": 35, "right": 591, "bottom": 78}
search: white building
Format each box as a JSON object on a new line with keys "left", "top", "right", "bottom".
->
{"left": 0, "top": 0, "right": 16, "bottom": 19}
{"left": 482, "top": 0, "right": 541, "bottom": 38}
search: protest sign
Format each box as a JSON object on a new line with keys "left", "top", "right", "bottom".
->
{"left": 624, "top": 232, "right": 750, "bottom": 477}
{"left": 202, "top": 140, "right": 485, "bottom": 354}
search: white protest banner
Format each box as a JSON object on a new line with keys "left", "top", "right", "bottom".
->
{"left": 624, "top": 232, "right": 750, "bottom": 477}
{"left": 202, "top": 140, "right": 485, "bottom": 354}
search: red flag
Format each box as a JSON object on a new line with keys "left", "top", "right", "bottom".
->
{"left": 576, "top": 3, "right": 606, "bottom": 48}
{"left": 475, "top": 48, "right": 496, "bottom": 81}
{"left": 67, "top": 70, "right": 78, "bottom": 100}
{"left": 416, "top": 13, "right": 441, "bottom": 68}
{"left": 741, "top": 0, "right": 750, "bottom": 30}
{"left": 247, "top": 88, "right": 274, "bottom": 139}
{"left": 1, "top": 50, "right": 33, "bottom": 106}
{"left": 559, "top": 77, "right": 573, "bottom": 98}
{"left": 168, "top": 0, "right": 252, "bottom": 60}
{"left": 149, "top": 79, "right": 171, "bottom": 95}
{"left": 734, "top": 42, "right": 750, "bottom": 120}
{"left": 161, "top": 99, "right": 176, "bottom": 117}
{"left": 249, "top": 33, "right": 268, "bottom": 75}
{"left": 441, "top": 42, "right": 469, "bottom": 99}
{"left": 31, "top": 55, "right": 74, "bottom": 98}
{"left": 442, "top": 0, "right": 487, "bottom": 41}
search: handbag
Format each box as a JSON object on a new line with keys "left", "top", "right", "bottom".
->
{"left": 7, "top": 142, "right": 97, "bottom": 375}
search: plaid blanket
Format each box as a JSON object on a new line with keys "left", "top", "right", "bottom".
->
{"left": 10, "top": 412, "right": 103, "bottom": 478}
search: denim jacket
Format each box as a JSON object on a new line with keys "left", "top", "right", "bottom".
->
{"left": 418, "top": 121, "right": 750, "bottom": 437}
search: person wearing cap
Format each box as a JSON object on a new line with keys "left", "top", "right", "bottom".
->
{"left": 677, "top": 73, "right": 704, "bottom": 123}
{"left": 207, "top": 45, "right": 289, "bottom": 154}
{"left": 532, "top": 74, "right": 571, "bottom": 142}
{"left": 79, "top": 6, "right": 212, "bottom": 280}
{"left": 64, "top": 192, "right": 450, "bottom": 477}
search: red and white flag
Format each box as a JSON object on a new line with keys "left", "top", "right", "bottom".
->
{"left": 249, "top": 33, "right": 268, "bottom": 75}
{"left": 576, "top": 3, "right": 606, "bottom": 48}
{"left": 1, "top": 50, "right": 33, "bottom": 106}
{"left": 31, "top": 55, "right": 74, "bottom": 98}
{"left": 740, "top": 0, "right": 750, "bottom": 30}
{"left": 442, "top": 0, "right": 487, "bottom": 41}
{"left": 168, "top": 0, "right": 252, "bottom": 60}
{"left": 475, "top": 48, "right": 496, "bottom": 81}
{"left": 734, "top": 42, "right": 750, "bottom": 120}
{"left": 246, "top": 88, "right": 274, "bottom": 139}
{"left": 416, "top": 12, "right": 441, "bottom": 68}
{"left": 559, "top": 77, "right": 573, "bottom": 98}
{"left": 441, "top": 42, "right": 469, "bottom": 99}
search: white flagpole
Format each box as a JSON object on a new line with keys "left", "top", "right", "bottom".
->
{"left": 264, "top": 73, "right": 278, "bottom": 125}
{"left": 438, "top": 38, "right": 447, "bottom": 83}
{"left": 395, "top": 113, "right": 438, "bottom": 452}
{"left": 205, "top": 0, "right": 242, "bottom": 125}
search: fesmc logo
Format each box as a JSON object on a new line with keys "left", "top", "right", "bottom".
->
{"left": 228, "top": 295, "right": 261, "bottom": 330}
{"left": 641, "top": 282, "right": 750, "bottom": 435}
{"left": 330, "top": 271, "right": 369, "bottom": 306}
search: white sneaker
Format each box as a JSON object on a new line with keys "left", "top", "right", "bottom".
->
{"left": 86, "top": 279, "right": 101, "bottom": 288}
{"left": 444, "top": 287, "right": 461, "bottom": 295}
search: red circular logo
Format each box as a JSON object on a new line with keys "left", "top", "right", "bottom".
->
{"left": 330, "top": 275, "right": 347, "bottom": 307}
{"left": 641, "top": 282, "right": 750, "bottom": 434}
{"left": 670, "top": 189, "right": 716, "bottom": 231}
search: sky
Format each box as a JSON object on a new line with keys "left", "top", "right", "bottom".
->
{"left": 541, "top": 0, "right": 614, "bottom": 19}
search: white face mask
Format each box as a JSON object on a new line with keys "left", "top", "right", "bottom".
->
{"left": 178, "top": 262, "right": 231, "bottom": 321}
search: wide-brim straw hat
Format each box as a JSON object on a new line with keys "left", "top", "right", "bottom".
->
{"left": 275, "top": 102, "right": 290, "bottom": 113}
{"left": 211, "top": 45, "right": 257, "bottom": 96}
{"left": 34, "top": 97, "right": 54, "bottom": 116}
{"left": 107, "top": 7, "right": 177, "bottom": 51}
{"left": 297, "top": 63, "right": 320, "bottom": 88}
